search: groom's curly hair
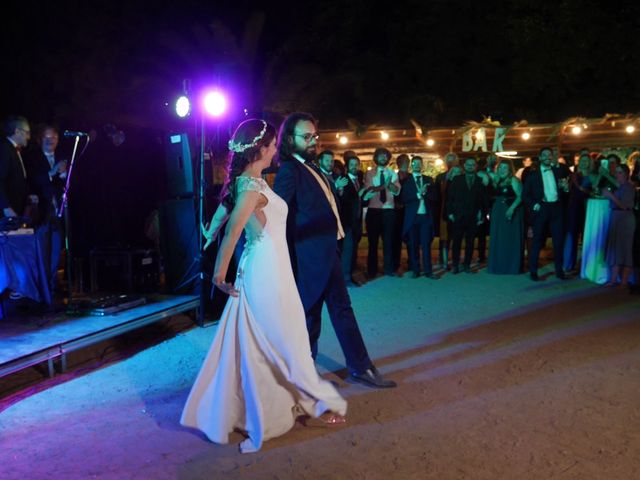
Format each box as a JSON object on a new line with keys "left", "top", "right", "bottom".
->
{"left": 276, "top": 112, "right": 317, "bottom": 162}
{"left": 221, "top": 119, "right": 276, "bottom": 210}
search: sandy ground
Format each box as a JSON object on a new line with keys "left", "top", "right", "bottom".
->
{"left": 1, "top": 260, "right": 640, "bottom": 480}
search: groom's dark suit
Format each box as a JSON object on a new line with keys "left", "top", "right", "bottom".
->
{"left": 274, "top": 155, "right": 372, "bottom": 374}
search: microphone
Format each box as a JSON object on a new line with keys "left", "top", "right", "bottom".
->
{"left": 63, "top": 130, "right": 89, "bottom": 137}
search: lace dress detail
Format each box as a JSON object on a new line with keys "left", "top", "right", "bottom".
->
{"left": 235, "top": 176, "right": 267, "bottom": 252}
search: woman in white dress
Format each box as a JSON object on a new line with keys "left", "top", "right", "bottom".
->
{"left": 181, "top": 119, "right": 347, "bottom": 453}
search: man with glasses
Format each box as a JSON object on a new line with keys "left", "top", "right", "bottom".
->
{"left": 25, "top": 125, "right": 67, "bottom": 295}
{"left": 274, "top": 112, "right": 396, "bottom": 389}
{"left": 0, "top": 116, "right": 32, "bottom": 219}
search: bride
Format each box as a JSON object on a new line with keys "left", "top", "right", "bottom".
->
{"left": 180, "top": 119, "right": 347, "bottom": 453}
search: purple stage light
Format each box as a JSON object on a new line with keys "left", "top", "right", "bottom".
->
{"left": 202, "top": 90, "right": 227, "bottom": 117}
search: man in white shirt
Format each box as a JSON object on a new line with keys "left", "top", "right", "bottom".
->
{"left": 363, "top": 147, "right": 400, "bottom": 277}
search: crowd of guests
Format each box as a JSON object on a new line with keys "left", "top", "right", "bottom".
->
{"left": 316, "top": 146, "right": 640, "bottom": 290}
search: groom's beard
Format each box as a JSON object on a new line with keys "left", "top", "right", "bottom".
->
{"left": 296, "top": 146, "right": 317, "bottom": 163}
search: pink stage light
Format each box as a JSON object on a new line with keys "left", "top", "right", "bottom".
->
{"left": 202, "top": 90, "right": 227, "bottom": 117}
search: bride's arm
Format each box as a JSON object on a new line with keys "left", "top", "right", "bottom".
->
{"left": 202, "top": 203, "right": 230, "bottom": 250}
{"left": 213, "top": 190, "right": 261, "bottom": 296}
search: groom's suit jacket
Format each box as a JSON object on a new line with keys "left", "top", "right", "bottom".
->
{"left": 273, "top": 155, "right": 339, "bottom": 310}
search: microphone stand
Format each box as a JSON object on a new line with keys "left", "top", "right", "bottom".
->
{"left": 57, "top": 134, "right": 87, "bottom": 303}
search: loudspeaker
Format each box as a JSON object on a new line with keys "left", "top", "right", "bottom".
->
{"left": 158, "top": 198, "right": 199, "bottom": 293}
{"left": 164, "top": 133, "right": 194, "bottom": 198}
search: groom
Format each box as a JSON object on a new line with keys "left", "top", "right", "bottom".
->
{"left": 274, "top": 112, "right": 396, "bottom": 388}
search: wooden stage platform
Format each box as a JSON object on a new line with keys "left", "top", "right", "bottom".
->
{"left": 0, "top": 294, "right": 199, "bottom": 379}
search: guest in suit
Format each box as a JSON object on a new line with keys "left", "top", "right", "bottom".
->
{"left": 339, "top": 154, "right": 364, "bottom": 287}
{"left": 400, "top": 156, "right": 438, "bottom": 279}
{"left": 393, "top": 153, "right": 410, "bottom": 272}
{"left": 434, "top": 153, "right": 459, "bottom": 270}
{"left": 447, "top": 158, "right": 488, "bottom": 273}
{"left": 317, "top": 149, "right": 348, "bottom": 194}
{"left": 563, "top": 153, "right": 592, "bottom": 272}
{"left": 0, "top": 116, "right": 32, "bottom": 219}
{"left": 24, "top": 125, "right": 67, "bottom": 294}
{"left": 363, "top": 147, "right": 401, "bottom": 277}
{"left": 476, "top": 154, "right": 497, "bottom": 265}
{"left": 274, "top": 112, "right": 395, "bottom": 388}
{"left": 522, "top": 147, "right": 570, "bottom": 281}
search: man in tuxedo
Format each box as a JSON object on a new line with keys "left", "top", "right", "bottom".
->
{"left": 523, "top": 147, "right": 570, "bottom": 281}
{"left": 447, "top": 157, "right": 489, "bottom": 273}
{"left": 317, "top": 149, "right": 348, "bottom": 194}
{"left": 274, "top": 112, "right": 395, "bottom": 389}
{"left": 339, "top": 154, "right": 364, "bottom": 287}
{"left": 0, "top": 116, "right": 31, "bottom": 219}
{"left": 25, "top": 125, "right": 67, "bottom": 293}
{"left": 400, "top": 156, "right": 438, "bottom": 279}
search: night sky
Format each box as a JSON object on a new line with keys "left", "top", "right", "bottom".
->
{"left": 3, "top": 0, "right": 640, "bottom": 131}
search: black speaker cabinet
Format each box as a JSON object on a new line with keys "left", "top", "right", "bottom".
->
{"left": 164, "top": 133, "right": 194, "bottom": 198}
{"left": 158, "top": 198, "right": 199, "bottom": 293}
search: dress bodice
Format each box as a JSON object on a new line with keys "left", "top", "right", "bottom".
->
{"left": 235, "top": 176, "right": 288, "bottom": 250}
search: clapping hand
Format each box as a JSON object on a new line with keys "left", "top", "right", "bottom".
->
{"left": 335, "top": 176, "right": 349, "bottom": 189}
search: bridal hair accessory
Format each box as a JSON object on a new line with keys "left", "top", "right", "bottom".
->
{"left": 228, "top": 120, "right": 268, "bottom": 153}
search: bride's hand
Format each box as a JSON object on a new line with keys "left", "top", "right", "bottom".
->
{"left": 213, "top": 272, "right": 238, "bottom": 297}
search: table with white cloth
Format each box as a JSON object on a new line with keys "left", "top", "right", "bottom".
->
{"left": 580, "top": 198, "right": 610, "bottom": 284}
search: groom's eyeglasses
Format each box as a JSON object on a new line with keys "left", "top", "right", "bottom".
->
{"left": 293, "top": 132, "right": 319, "bottom": 142}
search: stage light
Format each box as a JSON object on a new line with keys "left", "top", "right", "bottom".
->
{"left": 571, "top": 126, "right": 582, "bottom": 135}
{"left": 426, "top": 138, "right": 435, "bottom": 147}
{"left": 521, "top": 132, "right": 531, "bottom": 140}
{"left": 339, "top": 136, "right": 348, "bottom": 145}
{"left": 175, "top": 95, "right": 191, "bottom": 118}
{"left": 203, "top": 90, "right": 227, "bottom": 117}
{"left": 380, "top": 131, "right": 390, "bottom": 141}
{"left": 626, "top": 125, "right": 635, "bottom": 134}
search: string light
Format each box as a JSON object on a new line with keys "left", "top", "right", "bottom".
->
{"left": 571, "top": 126, "right": 582, "bottom": 135}
{"left": 339, "top": 136, "right": 349, "bottom": 145}
{"left": 626, "top": 125, "right": 635, "bottom": 134}
{"left": 521, "top": 132, "right": 531, "bottom": 140}
{"left": 426, "top": 138, "right": 435, "bottom": 147}
{"left": 380, "top": 131, "right": 390, "bottom": 141}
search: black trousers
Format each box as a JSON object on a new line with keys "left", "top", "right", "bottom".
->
{"left": 306, "top": 252, "right": 372, "bottom": 374}
{"left": 366, "top": 208, "right": 396, "bottom": 275}
{"left": 407, "top": 214, "right": 434, "bottom": 274}
{"left": 341, "top": 223, "right": 361, "bottom": 281}
{"left": 529, "top": 201, "right": 564, "bottom": 275}
{"left": 451, "top": 219, "right": 479, "bottom": 268}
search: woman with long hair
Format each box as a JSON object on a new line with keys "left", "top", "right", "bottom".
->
{"left": 487, "top": 159, "right": 524, "bottom": 274}
{"left": 181, "top": 119, "right": 346, "bottom": 453}
{"left": 602, "top": 164, "right": 636, "bottom": 287}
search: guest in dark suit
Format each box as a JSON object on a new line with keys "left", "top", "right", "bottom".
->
{"left": 400, "top": 156, "right": 438, "bottom": 279}
{"left": 393, "top": 153, "right": 410, "bottom": 272}
{"left": 24, "top": 125, "right": 67, "bottom": 293}
{"left": 274, "top": 112, "right": 395, "bottom": 388}
{"left": 0, "top": 116, "right": 32, "bottom": 219}
{"left": 447, "top": 158, "right": 488, "bottom": 273}
{"left": 522, "top": 147, "right": 570, "bottom": 281}
{"left": 434, "top": 153, "right": 459, "bottom": 270}
{"left": 338, "top": 154, "right": 364, "bottom": 287}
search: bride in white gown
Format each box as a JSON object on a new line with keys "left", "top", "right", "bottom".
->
{"left": 180, "top": 119, "right": 347, "bottom": 453}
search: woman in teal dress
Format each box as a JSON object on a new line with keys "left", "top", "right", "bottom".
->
{"left": 488, "top": 159, "right": 524, "bottom": 274}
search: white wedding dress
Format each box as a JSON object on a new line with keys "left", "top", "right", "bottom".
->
{"left": 180, "top": 176, "right": 347, "bottom": 453}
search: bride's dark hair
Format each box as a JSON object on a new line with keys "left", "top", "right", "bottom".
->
{"left": 220, "top": 119, "right": 276, "bottom": 210}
